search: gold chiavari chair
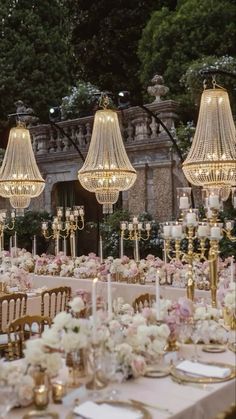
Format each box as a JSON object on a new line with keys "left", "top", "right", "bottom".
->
{"left": 0, "top": 292, "right": 27, "bottom": 354}
{"left": 132, "top": 293, "right": 156, "bottom": 312}
{"left": 41, "top": 286, "right": 71, "bottom": 319}
{"left": 7, "top": 314, "right": 51, "bottom": 360}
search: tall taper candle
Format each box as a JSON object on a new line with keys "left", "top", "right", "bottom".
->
{"left": 120, "top": 235, "right": 124, "bottom": 259}
{"left": 155, "top": 270, "right": 161, "bottom": 321}
{"left": 99, "top": 235, "right": 103, "bottom": 263}
{"left": 14, "top": 232, "right": 17, "bottom": 257}
{"left": 63, "top": 236, "right": 67, "bottom": 256}
{"left": 92, "top": 277, "right": 98, "bottom": 342}
{"left": 134, "top": 235, "right": 139, "bottom": 262}
{"left": 33, "top": 235, "right": 37, "bottom": 257}
{"left": 107, "top": 273, "right": 112, "bottom": 319}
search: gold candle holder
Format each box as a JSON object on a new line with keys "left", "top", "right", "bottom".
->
{"left": 86, "top": 343, "right": 107, "bottom": 390}
{"left": 33, "top": 385, "right": 49, "bottom": 410}
{"left": 209, "top": 258, "right": 218, "bottom": 308}
{"left": 52, "top": 382, "right": 66, "bottom": 404}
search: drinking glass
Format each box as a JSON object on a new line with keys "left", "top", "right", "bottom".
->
{"left": 178, "top": 320, "right": 192, "bottom": 360}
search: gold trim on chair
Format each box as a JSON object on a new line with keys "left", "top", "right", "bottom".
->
{"left": 7, "top": 314, "right": 51, "bottom": 360}
{"left": 41, "top": 286, "right": 71, "bottom": 319}
{"left": 132, "top": 293, "right": 156, "bottom": 312}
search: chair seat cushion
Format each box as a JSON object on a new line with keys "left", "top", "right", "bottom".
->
{"left": 0, "top": 332, "right": 16, "bottom": 345}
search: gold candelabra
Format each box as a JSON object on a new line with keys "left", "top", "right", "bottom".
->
{"left": 42, "top": 206, "right": 85, "bottom": 257}
{"left": 120, "top": 217, "right": 151, "bottom": 262}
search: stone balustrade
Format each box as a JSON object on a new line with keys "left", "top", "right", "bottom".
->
{"left": 30, "top": 100, "right": 179, "bottom": 158}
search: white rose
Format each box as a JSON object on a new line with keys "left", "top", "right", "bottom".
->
{"left": 41, "top": 328, "right": 60, "bottom": 349}
{"left": 53, "top": 312, "right": 72, "bottom": 330}
{"left": 69, "top": 296, "right": 85, "bottom": 313}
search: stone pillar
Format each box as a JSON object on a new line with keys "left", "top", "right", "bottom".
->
{"left": 126, "top": 167, "right": 146, "bottom": 215}
{"left": 152, "top": 163, "right": 173, "bottom": 221}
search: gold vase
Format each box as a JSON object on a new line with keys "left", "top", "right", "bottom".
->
{"left": 223, "top": 308, "right": 236, "bottom": 330}
{"left": 85, "top": 343, "right": 107, "bottom": 390}
{"left": 165, "top": 335, "right": 179, "bottom": 352}
{"left": 32, "top": 369, "right": 50, "bottom": 388}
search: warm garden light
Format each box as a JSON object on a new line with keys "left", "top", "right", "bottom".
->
{"left": 0, "top": 122, "right": 45, "bottom": 208}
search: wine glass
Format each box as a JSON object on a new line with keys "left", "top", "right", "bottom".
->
{"left": 178, "top": 320, "right": 192, "bottom": 360}
{"left": 0, "top": 385, "right": 17, "bottom": 418}
{"left": 191, "top": 321, "right": 202, "bottom": 362}
{"left": 102, "top": 352, "right": 122, "bottom": 400}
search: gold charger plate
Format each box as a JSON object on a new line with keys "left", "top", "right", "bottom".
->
{"left": 202, "top": 344, "right": 226, "bottom": 353}
{"left": 67, "top": 400, "right": 152, "bottom": 419}
{"left": 170, "top": 361, "right": 236, "bottom": 384}
{"left": 145, "top": 366, "right": 170, "bottom": 378}
{"left": 228, "top": 342, "right": 236, "bottom": 353}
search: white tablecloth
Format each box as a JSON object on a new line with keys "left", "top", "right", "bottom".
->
{"left": 7, "top": 346, "right": 236, "bottom": 419}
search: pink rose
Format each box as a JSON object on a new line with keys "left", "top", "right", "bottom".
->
{"left": 131, "top": 356, "right": 146, "bottom": 377}
{"left": 178, "top": 297, "right": 194, "bottom": 319}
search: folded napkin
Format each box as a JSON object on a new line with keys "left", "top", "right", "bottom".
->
{"left": 74, "top": 401, "right": 143, "bottom": 419}
{"left": 176, "top": 360, "right": 231, "bottom": 378}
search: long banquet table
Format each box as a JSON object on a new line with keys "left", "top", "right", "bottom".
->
{"left": 31, "top": 274, "right": 211, "bottom": 305}
{"left": 7, "top": 345, "right": 236, "bottom": 419}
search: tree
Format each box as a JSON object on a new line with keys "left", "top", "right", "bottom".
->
{"left": 0, "top": 0, "right": 72, "bottom": 127}
{"left": 138, "top": 0, "right": 236, "bottom": 104}
{"left": 69, "top": 1, "right": 177, "bottom": 99}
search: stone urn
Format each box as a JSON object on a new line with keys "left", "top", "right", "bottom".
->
{"left": 147, "top": 74, "right": 169, "bottom": 103}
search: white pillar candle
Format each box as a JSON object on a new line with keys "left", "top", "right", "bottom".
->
{"left": 210, "top": 226, "right": 221, "bottom": 240}
{"left": 155, "top": 271, "right": 161, "bottom": 321}
{"left": 209, "top": 194, "right": 220, "bottom": 209}
{"left": 179, "top": 196, "right": 189, "bottom": 209}
{"left": 107, "top": 273, "right": 112, "bottom": 319}
{"left": 146, "top": 223, "right": 151, "bottom": 231}
{"left": 73, "top": 209, "right": 79, "bottom": 217}
{"left": 9, "top": 236, "right": 13, "bottom": 256}
{"left": 186, "top": 211, "right": 197, "bottom": 225}
{"left": 172, "top": 224, "right": 182, "bottom": 238}
{"left": 163, "top": 240, "right": 167, "bottom": 264}
{"left": 230, "top": 257, "right": 234, "bottom": 283}
{"left": 92, "top": 278, "right": 98, "bottom": 342}
{"left": 138, "top": 223, "right": 142, "bottom": 230}
{"left": 134, "top": 236, "right": 139, "bottom": 262}
{"left": 226, "top": 221, "right": 232, "bottom": 231}
{"left": 128, "top": 223, "right": 133, "bottom": 231}
{"left": 197, "top": 225, "right": 209, "bottom": 238}
{"left": 99, "top": 235, "right": 103, "bottom": 263}
{"left": 14, "top": 232, "right": 17, "bottom": 257}
{"left": 133, "top": 217, "right": 138, "bottom": 224}
{"left": 163, "top": 225, "right": 172, "bottom": 238}
{"left": 69, "top": 214, "right": 74, "bottom": 222}
{"left": 121, "top": 223, "right": 126, "bottom": 230}
{"left": 79, "top": 208, "right": 84, "bottom": 216}
{"left": 234, "top": 197, "right": 236, "bottom": 209}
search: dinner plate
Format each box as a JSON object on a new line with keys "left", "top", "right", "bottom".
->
{"left": 170, "top": 361, "right": 236, "bottom": 384}
{"left": 202, "top": 344, "right": 226, "bottom": 353}
{"left": 67, "top": 400, "right": 151, "bottom": 419}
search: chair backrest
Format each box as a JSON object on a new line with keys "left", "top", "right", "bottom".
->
{"left": 7, "top": 314, "right": 51, "bottom": 360}
{"left": 0, "top": 293, "right": 27, "bottom": 333}
{"left": 132, "top": 293, "right": 156, "bottom": 312}
{"left": 41, "top": 286, "right": 71, "bottom": 319}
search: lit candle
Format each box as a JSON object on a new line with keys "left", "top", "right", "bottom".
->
{"left": 230, "top": 256, "right": 234, "bottom": 283}
{"left": 179, "top": 195, "right": 189, "bottom": 209}
{"left": 197, "top": 224, "right": 209, "bottom": 238}
{"left": 163, "top": 240, "right": 167, "bottom": 264}
{"left": 69, "top": 214, "right": 74, "bottom": 221}
{"left": 92, "top": 278, "right": 98, "bottom": 342}
{"left": 42, "top": 222, "right": 47, "bottom": 230}
{"left": 172, "top": 224, "right": 182, "bottom": 238}
{"left": 138, "top": 223, "right": 142, "bottom": 230}
{"left": 107, "top": 273, "right": 112, "bottom": 319}
{"left": 155, "top": 270, "right": 161, "bottom": 321}
{"left": 226, "top": 221, "right": 232, "bottom": 231}
{"left": 133, "top": 217, "right": 138, "bottom": 224}
{"left": 57, "top": 208, "right": 63, "bottom": 217}
{"left": 65, "top": 208, "right": 70, "bottom": 217}
{"left": 33, "top": 385, "right": 49, "bottom": 409}
{"left": 79, "top": 207, "right": 84, "bottom": 216}
{"left": 9, "top": 236, "right": 13, "bottom": 257}
{"left": 233, "top": 197, "right": 236, "bottom": 209}
{"left": 163, "top": 224, "right": 171, "bottom": 238}
{"left": 210, "top": 225, "right": 221, "bottom": 240}
{"left": 145, "top": 223, "right": 151, "bottom": 231}
{"left": 73, "top": 209, "right": 79, "bottom": 216}
{"left": 99, "top": 235, "right": 103, "bottom": 263}
{"left": 209, "top": 194, "right": 220, "bottom": 209}
{"left": 121, "top": 222, "right": 126, "bottom": 230}
{"left": 52, "top": 382, "right": 65, "bottom": 404}
{"left": 120, "top": 235, "right": 124, "bottom": 258}
{"left": 186, "top": 211, "right": 197, "bottom": 225}
{"left": 128, "top": 223, "right": 133, "bottom": 231}
{"left": 134, "top": 236, "right": 139, "bottom": 262}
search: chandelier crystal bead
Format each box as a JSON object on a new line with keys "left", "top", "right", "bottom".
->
{"left": 0, "top": 123, "right": 45, "bottom": 208}
{"left": 182, "top": 87, "right": 236, "bottom": 189}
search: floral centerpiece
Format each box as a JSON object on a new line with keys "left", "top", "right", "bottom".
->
{"left": 0, "top": 266, "right": 32, "bottom": 292}
{"left": 0, "top": 361, "right": 35, "bottom": 407}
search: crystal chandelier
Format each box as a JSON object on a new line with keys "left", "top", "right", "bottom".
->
{"left": 0, "top": 122, "right": 45, "bottom": 208}
{"left": 182, "top": 83, "right": 236, "bottom": 193}
{"left": 78, "top": 104, "right": 136, "bottom": 213}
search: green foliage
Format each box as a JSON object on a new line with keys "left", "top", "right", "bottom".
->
{"left": 138, "top": 0, "right": 236, "bottom": 110}
{"left": 181, "top": 55, "right": 236, "bottom": 113}
{"left": 4, "top": 210, "right": 51, "bottom": 254}
{"left": 60, "top": 81, "right": 100, "bottom": 120}
{"left": 68, "top": 0, "right": 162, "bottom": 99}
{"left": 218, "top": 207, "right": 236, "bottom": 258}
{"left": 0, "top": 0, "right": 72, "bottom": 125}
{"left": 175, "top": 121, "right": 195, "bottom": 158}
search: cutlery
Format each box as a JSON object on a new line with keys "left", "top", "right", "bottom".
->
{"left": 130, "top": 398, "right": 173, "bottom": 415}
